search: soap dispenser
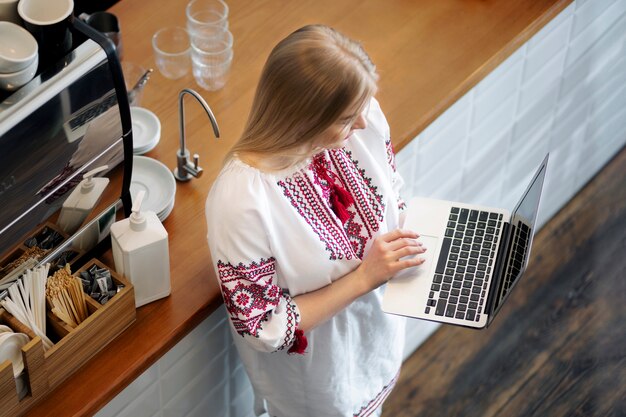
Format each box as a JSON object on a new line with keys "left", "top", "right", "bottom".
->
{"left": 57, "top": 165, "right": 110, "bottom": 234}
{"left": 110, "top": 190, "right": 171, "bottom": 307}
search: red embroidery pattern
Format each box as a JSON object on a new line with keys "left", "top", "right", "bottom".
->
{"left": 279, "top": 297, "right": 302, "bottom": 352}
{"left": 330, "top": 150, "right": 385, "bottom": 237}
{"left": 354, "top": 372, "right": 399, "bottom": 417}
{"left": 384, "top": 138, "right": 407, "bottom": 211}
{"left": 217, "top": 258, "right": 281, "bottom": 338}
{"left": 278, "top": 169, "right": 356, "bottom": 261}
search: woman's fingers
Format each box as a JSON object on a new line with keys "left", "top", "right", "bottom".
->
{"left": 381, "top": 228, "right": 419, "bottom": 242}
{"left": 386, "top": 237, "right": 422, "bottom": 251}
{"left": 393, "top": 245, "right": 427, "bottom": 259}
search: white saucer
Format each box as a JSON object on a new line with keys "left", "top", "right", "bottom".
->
{"left": 130, "top": 156, "right": 176, "bottom": 220}
{"left": 0, "top": 332, "right": 29, "bottom": 377}
{"left": 131, "top": 107, "right": 161, "bottom": 155}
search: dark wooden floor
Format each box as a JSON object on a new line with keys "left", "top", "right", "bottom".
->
{"left": 383, "top": 146, "right": 626, "bottom": 417}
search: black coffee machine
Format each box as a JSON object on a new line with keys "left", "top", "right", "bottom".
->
{"left": 0, "top": 18, "right": 132, "bottom": 295}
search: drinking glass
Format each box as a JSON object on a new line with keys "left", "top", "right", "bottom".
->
{"left": 191, "top": 28, "right": 233, "bottom": 91}
{"left": 152, "top": 27, "right": 190, "bottom": 79}
{"left": 186, "top": 0, "right": 228, "bottom": 39}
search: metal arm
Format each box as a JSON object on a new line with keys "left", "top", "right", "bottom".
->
{"left": 174, "top": 88, "right": 220, "bottom": 182}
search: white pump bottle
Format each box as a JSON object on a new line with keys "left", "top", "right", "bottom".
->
{"left": 57, "top": 165, "right": 110, "bottom": 234}
{"left": 110, "top": 190, "right": 171, "bottom": 307}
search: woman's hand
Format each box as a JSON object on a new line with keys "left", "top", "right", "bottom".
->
{"left": 356, "top": 229, "right": 427, "bottom": 292}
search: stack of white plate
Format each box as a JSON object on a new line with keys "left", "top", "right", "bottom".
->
{"left": 0, "top": 22, "right": 38, "bottom": 92}
{"left": 130, "top": 156, "right": 176, "bottom": 221}
{"left": 0, "top": 325, "right": 29, "bottom": 398}
{"left": 131, "top": 107, "right": 161, "bottom": 155}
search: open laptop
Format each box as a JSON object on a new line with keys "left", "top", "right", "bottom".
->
{"left": 382, "top": 154, "right": 548, "bottom": 329}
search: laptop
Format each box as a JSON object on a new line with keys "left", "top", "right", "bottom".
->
{"left": 382, "top": 154, "right": 549, "bottom": 329}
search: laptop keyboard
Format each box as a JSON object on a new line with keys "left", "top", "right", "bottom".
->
{"left": 499, "top": 220, "right": 531, "bottom": 299}
{"left": 424, "top": 207, "right": 503, "bottom": 322}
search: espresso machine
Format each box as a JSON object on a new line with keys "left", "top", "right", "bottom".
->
{"left": 0, "top": 18, "right": 132, "bottom": 295}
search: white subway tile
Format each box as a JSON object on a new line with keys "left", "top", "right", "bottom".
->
{"left": 505, "top": 126, "right": 550, "bottom": 194}
{"left": 551, "top": 99, "right": 588, "bottom": 149}
{"left": 473, "top": 64, "right": 522, "bottom": 129}
{"left": 95, "top": 364, "right": 160, "bottom": 417}
{"left": 519, "top": 51, "right": 566, "bottom": 114}
{"left": 475, "top": 46, "right": 525, "bottom": 96}
{"left": 572, "top": 0, "right": 618, "bottom": 37}
{"left": 163, "top": 355, "right": 229, "bottom": 417}
{"left": 586, "top": 86, "right": 626, "bottom": 138}
{"left": 529, "top": 3, "right": 574, "bottom": 48}
{"left": 512, "top": 85, "right": 558, "bottom": 145}
{"left": 230, "top": 390, "right": 256, "bottom": 417}
{"left": 429, "top": 172, "right": 463, "bottom": 201}
{"left": 115, "top": 382, "right": 161, "bottom": 417}
{"left": 471, "top": 95, "right": 517, "bottom": 146}
{"left": 566, "top": 1, "right": 626, "bottom": 67}
{"left": 160, "top": 331, "right": 229, "bottom": 405}
{"left": 419, "top": 92, "right": 471, "bottom": 142}
{"left": 524, "top": 16, "right": 571, "bottom": 81}
{"left": 159, "top": 307, "right": 227, "bottom": 373}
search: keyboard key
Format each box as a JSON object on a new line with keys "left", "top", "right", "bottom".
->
{"left": 472, "top": 243, "right": 481, "bottom": 251}
{"left": 469, "top": 210, "right": 478, "bottom": 222}
{"left": 465, "top": 230, "right": 474, "bottom": 237}
{"left": 460, "top": 296, "right": 469, "bottom": 304}
{"left": 451, "top": 288, "right": 460, "bottom": 296}
{"left": 458, "top": 303, "right": 467, "bottom": 311}
{"left": 479, "top": 256, "right": 488, "bottom": 263}
{"left": 435, "top": 238, "right": 452, "bottom": 274}
{"left": 477, "top": 222, "right": 486, "bottom": 230}
{"left": 462, "top": 243, "right": 471, "bottom": 251}
{"left": 435, "top": 299, "right": 447, "bottom": 316}
{"left": 451, "top": 207, "right": 460, "bottom": 214}
{"left": 477, "top": 264, "right": 486, "bottom": 271}
{"left": 457, "top": 266, "right": 466, "bottom": 273}
{"left": 467, "top": 222, "right": 476, "bottom": 230}
{"left": 470, "top": 294, "right": 479, "bottom": 302}
{"left": 446, "top": 304, "right": 456, "bottom": 317}
{"left": 440, "top": 291, "right": 449, "bottom": 299}
{"left": 484, "top": 235, "right": 493, "bottom": 242}
{"left": 467, "top": 266, "right": 476, "bottom": 273}
{"left": 454, "top": 273, "right": 464, "bottom": 281}
{"left": 443, "top": 275, "right": 453, "bottom": 283}
{"left": 455, "top": 312, "right": 465, "bottom": 319}
{"left": 460, "top": 251, "right": 469, "bottom": 259}
{"left": 449, "top": 296, "right": 459, "bottom": 304}
{"left": 479, "top": 211, "right": 488, "bottom": 221}
{"left": 449, "top": 253, "right": 458, "bottom": 261}
{"left": 461, "top": 288, "right": 470, "bottom": 296}
{"left": 458, "top": 258, "right": 467, "bottom": 266}
{"left": 455, "top": 231, "right": 464, "bottom": 239}
{"left": 459, "top": 208, "right": 469, "bottom": 224}
{"left": 427, "top": 299, "right": 436, "bottom": 306}
{"left": 463, "top": 280, "right": 472, "bottom": 288}
{"left": 486, "top": 227, "right": 495, "bottom": 234}
{"left": 469, "top": 301, "right": 478, "bottom": 309}
{"left": 431, "top": 283, "right": 440, "bottom": 291}
{"left": 489, "top": 212, "right": 498, "bottom": 219}
{"left": 452, "top": 281, "right": 462, "bottom": 289}
{"left": 451, "top": 246, "right": 460, "bottom": 254}
{"left": 425, "top": 307, "right": 431, "bottom": 314}
{"left": 446, "top": 268, "right": 455, "bottom": 275}
{"left": 453, "top": 238, "right": 462, "bottom": 246}
{"left": 442, "top": 283, "right": 451, "bottom": 291}
{"left": 488, "top": 219, "right": 497, "bottom": 226}
{"left": 468, "top": 258, "right": 478, "bottom": 266}
{"left": 466, "top": 309, "right": 476, "bottom": 321}
{"left": 472, "top": 285, "right": 481, "bottom": 293}
{"left": 433, "top": 274, "right": 443, "bottom": 283}
{"left": 447, "top": 221, "right": 456, "bottom": 228}
{"left": 463, "top": 237, "right": 472, "bottom": 244}
{"left": 449, "top": 213, "right": 458, "bottom": 221}
{"left": 457, "top": 224, "right": 466, "bottom": 232}
{"left": 481, "top": 249, "right": 490, "bottom": 256}
{"left": 476, "top": 271, "right": 485, "bottom": 278}
{"left": 464, "top": 273, "right": 474, "bottom": 280}
{"left": 447, "top": 261, "right": 456, "bottom": 269}
{"left": 445, "top": 228, "right": 454, "bottom": 237}
{"left": 429, "top": 291, "right": 435, "bottom": 298}
{"left": 474, "top": 236, "right": 483, "bottom": 243}
{"left": 474, "top": 279, "right": 483, "bottom": 287}
{"left": 470, "top": 250, "right": 479, "bottom": 258}
{"left": 475, "top": 229, "right": 484, "bottom": 237}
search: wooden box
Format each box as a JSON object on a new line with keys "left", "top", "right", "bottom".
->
{"left": 0, "top": 258, "right": 136, "bottom": 416}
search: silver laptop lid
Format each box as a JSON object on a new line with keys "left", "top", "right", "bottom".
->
{"left": 486, "top": 153, "right": 549, "bottom": 323}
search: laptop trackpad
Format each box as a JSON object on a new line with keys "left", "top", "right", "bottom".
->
{"left": 394, "top": 235, "right": 439, "bottom": 282}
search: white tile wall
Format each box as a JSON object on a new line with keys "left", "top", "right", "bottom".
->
{"left": 98, "top": 1, "right": 626, "bottom": 415}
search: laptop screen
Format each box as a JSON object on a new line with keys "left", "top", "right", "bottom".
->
{"left": 492, "top": 154, "right": 549, "bottom": 315}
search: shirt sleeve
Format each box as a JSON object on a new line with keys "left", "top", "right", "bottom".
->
{"left": 367, "top": 97, "right": 407, "bottom": 212}
{"left": 206, "top": 174, "right": 304, "bottom": 354}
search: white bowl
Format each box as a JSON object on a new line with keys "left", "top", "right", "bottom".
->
{"left": 0, "top": 22, "right": 38, "bottom": 73}
{"left": 0, "top": 54, "right": 38, "bottom": 91}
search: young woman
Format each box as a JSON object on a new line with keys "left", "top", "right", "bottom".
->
{"left": 206, "top": 24, "right": 427, "bottom": 417}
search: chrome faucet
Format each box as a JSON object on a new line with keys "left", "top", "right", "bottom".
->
{"left": 174, "top": 88, "right": 220, "bottom": 182}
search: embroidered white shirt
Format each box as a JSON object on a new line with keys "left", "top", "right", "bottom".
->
{"left": 206, "top": 98, "right": 407, "bottom": 417}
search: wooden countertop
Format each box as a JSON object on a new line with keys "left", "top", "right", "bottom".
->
{"left": 26, "top": 0, "right": 571, "bottom": 415}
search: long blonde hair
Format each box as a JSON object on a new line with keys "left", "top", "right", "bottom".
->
{"left": 226, "top": 25, "right": 379, "bottom": 164}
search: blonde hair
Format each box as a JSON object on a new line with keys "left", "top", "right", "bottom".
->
{"left": 226, "top": 25, "right": 378, "bottom": 164}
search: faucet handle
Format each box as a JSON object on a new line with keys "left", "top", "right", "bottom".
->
{"left": 193, "top": 154, "right": 200, "bottom": 170}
